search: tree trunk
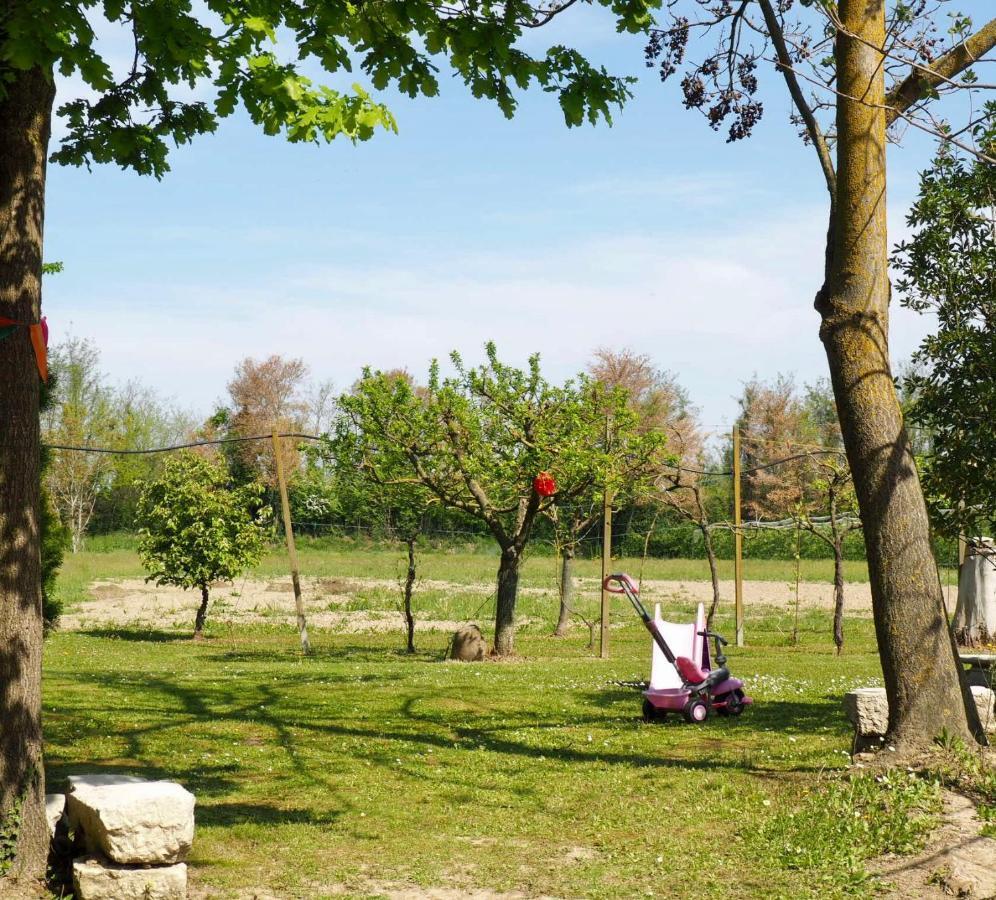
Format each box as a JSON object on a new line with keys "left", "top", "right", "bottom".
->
{"left": 553, "top": 547, "right": 574, "bottom": 637}
{"left": 493, "top": 548, "right": 520, "bottom": 656}
{"left": 194, "top": 583, "right": 210, "bottom": 639}
{"left": 403, "top": 538, "right": 416, "bottom": 653}
{"left": 702, "top": 523, "right": 721, "bottom": 630}
{"left": 833, "top": 539, "right": 845, "bottom": 655}
{"left": 820, "top": 0, "right": 980, "bottom": 748}
{"left": 0, "top": 65, "right": 55, "bottom": 885}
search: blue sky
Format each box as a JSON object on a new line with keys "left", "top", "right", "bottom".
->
{"left": 43, "top": 3, "right": 983, "bottom": 437}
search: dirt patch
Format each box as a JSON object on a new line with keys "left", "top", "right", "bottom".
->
{"left": 323, "top": 882, "right": 559, "bottom": 899}
{"left": 63, "top": 572, "right": 872, "bottom": 635}
{"left": 317, "top": 578, "right": 358, "bottom": 595}
{"left": 62, "top": 577, "right": 468, "bottom": 634}
{"left": 872, "top": 789, "right": 996, "bottom": 898}
{"left": 88, "top": 581, "right": 137, "bottom": 600}
{"left": 631, "top": 577, "right": 874, "bottom": 614}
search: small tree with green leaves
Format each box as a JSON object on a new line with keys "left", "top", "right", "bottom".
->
{"left": 340, "top": 344, "right": 662, "bottom": 655}
{"left": 328, "top": 374, "right": 436, "bottom": 652}
{"left": 137, "top": 453, "right": 266, "bottom": 639}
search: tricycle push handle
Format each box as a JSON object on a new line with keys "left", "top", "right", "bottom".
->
{"left": 602, "top": 573, "right": 638, "bottom": 594}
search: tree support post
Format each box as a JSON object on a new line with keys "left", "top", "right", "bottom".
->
{"left": 272, "top": 431, "right": 310, "bottom": 654}
{"left": 600, "top": 485, "right": 613, "bottom": 660}
{"left": 733, "top": 425, "right": 745, "bottom": 647}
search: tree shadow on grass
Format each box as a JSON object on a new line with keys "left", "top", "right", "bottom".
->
{"left": 43, "top": 761, "right": 242, "bottom": 799}
{"left": 78, "top": 628, "right": 193, "bottom": 643}
{"left": 197, "top": 801, "right": 341, "bottom": 828}
{"left": 588, "top": 685, "right": 848, "bottom": 736}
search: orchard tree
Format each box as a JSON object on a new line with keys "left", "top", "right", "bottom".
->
{"left": 340, "top": 344, "right": 661, "bottom": 655}
{"left": 894, "top": 127, "right": 996, "bottom": 541}
{"left": 735, "top": 375, "right": 816, "bottom": 522}
{"left": 223, "top": 355, "right": 310, "bottom": 490}
{"left": 328, "top": 373, "right": 435, "bottom": 653}
{"left": 41, "top": 337, "right": 116, "bottom": 551}
{"left": 136, "top": 454, "right": 266, "bottom": 639}
{"left": 0, "top": 0, "right": 656, "bottom": 877}
{"left": 646, "top": 0, "right": 996, "bottom": 749}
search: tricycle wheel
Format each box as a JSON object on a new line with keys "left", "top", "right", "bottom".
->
{"left": 642, "top": 698, "right": 664, "bottom": 722}
{"left": 723, "top": 689, "right": 746, "bottom": 716}
{"left": 682, "top": 696, "right": 710, "bottom": 724}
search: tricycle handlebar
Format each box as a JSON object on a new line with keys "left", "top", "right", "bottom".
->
{"left": 602, "top": 573, "right": 638, "bottom": 594}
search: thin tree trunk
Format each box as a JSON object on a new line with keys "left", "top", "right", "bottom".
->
{"left": 554, "top": 547, "right": 574, "bottom": 637}
{"left": 821, "top": 0, "right": 980, "bottom": 748}
{"left": 792, "top": 520, "right": 801, "bottom": 646}
{"left": 194, "top": 583, "right": 210, "bottom": 639}
{"left": 695, "top": 486, "right": 722, "bottom": 629}
{"left": 493, "top": 548, "right": 520, "bottom": 656}
{"left": 0, "top": 65, "right": 55, "bottom": 885}
{"left": 403, "top": 538, "right": 416, "bottom": 653}
{"left": 833, "top": 539, "right": 845, "bottom": 655}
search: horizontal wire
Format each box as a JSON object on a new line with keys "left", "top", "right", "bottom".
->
{"left": 43, "top": 432, "right": 323, "bottom": 455}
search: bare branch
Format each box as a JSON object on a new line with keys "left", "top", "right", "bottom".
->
{"left": 756, "top": 0, "right": 836, "bottom": 200}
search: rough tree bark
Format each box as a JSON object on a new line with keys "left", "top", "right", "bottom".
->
{"left": 692, "top": 488, "right": 722, "bottom": 630}
{"left": 494, "top": 547, "right": 521, "bottom": 655}
{"left": 403, "top": 537, "right": 416, "bottom": 653}
{"left": 0, "top": 65, "right": 55, "bottom": 886}
{"left": 554, "top": 547, "right": 574, "bottom": 637}
{"left": 194, "top": 583, "right": 210, "bottom": 639}
{"left": 819, "top": 0, "right": 980, "bottom": 747}
{"left": 832, "top": 537, "right": 845, "bottom": 655}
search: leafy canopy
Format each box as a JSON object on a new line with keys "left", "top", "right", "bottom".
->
{"left": 338, "top": 343, "right": 663, "bottom": 553}
{"left": 329, "top": 372, "right": 435, "bottom": 542}
{"left": 136, "top": 452, "right": 267, "bottom": 589}
{"left": 1, "top": 0, "right": 660, "bottom": 177}
{"left": 894, "top": 118, "right": 996, "bottom": 538}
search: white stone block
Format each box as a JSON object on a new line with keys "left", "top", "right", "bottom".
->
{"left": 66, "top": 774, "right": 195, "bottom": 865}
{"left": 45, "top": 793, "right": 65, "bottom": 837}
{"left": 844, "top": 686, "right": 996, "bottom": 738}
{"left": 971, "top": 685, "right": 996, "bottom": 732}
{"left": 843, "top": 687, "right": 889, "bottom": 736}
{"left": 73, "top": 856, "right": 187, "bottom": 900}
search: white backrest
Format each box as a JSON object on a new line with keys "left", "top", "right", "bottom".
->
{"left": 649, "top": 602, "right": 707, "bottom": 690}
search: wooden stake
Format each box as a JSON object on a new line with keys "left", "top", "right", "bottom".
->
{"left": 272, "top": 431, "right": 311, "bottom": 654}
{"left": 600, "top": 415, "right": 613, "bottom": 660}
{"left": 733, "top": 425, "right": 745, "bottom": 647}
{"left": 600, "top": 486, "right": 613, "bottom": 660}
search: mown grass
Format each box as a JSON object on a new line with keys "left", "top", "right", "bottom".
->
{"left": 43, "top": 579, "right": 936, "bottom": 899}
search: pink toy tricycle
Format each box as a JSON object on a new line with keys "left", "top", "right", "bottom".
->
{"left": 603, "top": 573, "right": 752, "bottom": 724}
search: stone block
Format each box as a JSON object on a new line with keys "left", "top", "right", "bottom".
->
{"left": 844, "top": 686, "right": 996, "bottom": 749}
{"left": 66, "top": 774, "right": 195, "bottom": 865}
{"left": 843, "top": 687, "right": 889, "bottom": 737}
{"left": 972, "top": 685, "right": 996, "bottom": 732}
{"left": 45, "top": 793, "right": 65, "bottom": 838}
{"left": 72, "top": 856, "right": 187, "bottom": 900}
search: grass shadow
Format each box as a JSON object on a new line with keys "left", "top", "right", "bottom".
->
{"left": 78, "top": 628, "right": 193, "bottom": 643}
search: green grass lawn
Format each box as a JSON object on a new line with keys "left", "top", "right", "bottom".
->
{"left": 44, "top": 600, "right": 918, "bottom": 899}
{"left": 44, "top": 543, "right": 956, "bottom": 898}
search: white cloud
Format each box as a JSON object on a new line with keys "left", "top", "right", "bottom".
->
{"left": 45, "top": 203, "right": 932, "bottom": 430}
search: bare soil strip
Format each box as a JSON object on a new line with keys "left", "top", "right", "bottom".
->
{"left": 60, "top": 575, "right": 874, "bottom": 633}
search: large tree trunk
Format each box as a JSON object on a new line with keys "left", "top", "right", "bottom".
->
{"left": 0, "top": 65, "right": 55, "bottom": 886}
{"left": 493, "top": 548, "right": 520, "bottom": 656}
{"left": 553, "top": 547, "right": 574, "bottom": 637}
{"left": 403, "top": 538, "right": 416, "bottom": 653}
{"left": 194, "top": 583, "right": 210, "bottom": 639}
{"left": 820, "top": 0, "right": 979, "bottom": 748}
